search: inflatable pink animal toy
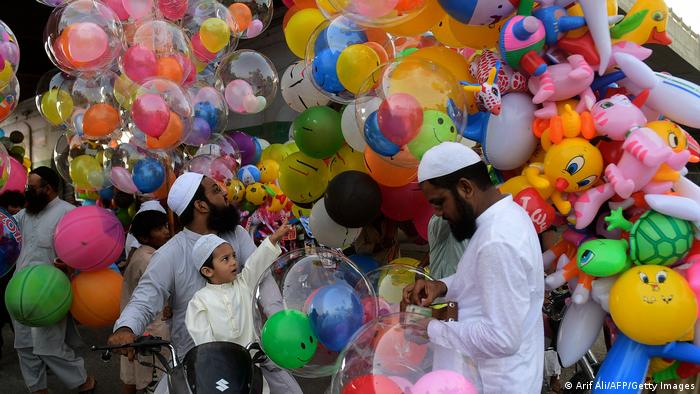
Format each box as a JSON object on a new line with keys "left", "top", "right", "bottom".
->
{"left": 528, "top": 54, "right": 596, "bottom": 118}
{"left": 573, "top": 94, "right": 690, "bottom": 229}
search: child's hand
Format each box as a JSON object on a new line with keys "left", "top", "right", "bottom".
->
{"left": 270, "top": 219, "right": 292, "bottom": 245}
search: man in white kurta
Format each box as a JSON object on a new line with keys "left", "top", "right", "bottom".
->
{"left": 11, "top": 167, "right": 96, "bottom": 393}
{"left": 405, "top": 143, "right": 545, "bottom": 393}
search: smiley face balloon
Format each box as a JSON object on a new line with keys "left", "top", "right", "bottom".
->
{"left": 610, "top": 266, "right": 698, "bottom": 345}
{"left": 407, "top": 109, "right": 459, "bottom": 160}
{"left": 261, "top": 309, "right": 318, "bottom": 369}
{"left": 279, "top": 151, "right": 330, "bottom": 204}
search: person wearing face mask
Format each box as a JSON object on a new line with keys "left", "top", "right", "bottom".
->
{"left": 11, "top": 167, "right": 97, "bottom": 394}
{"left": 403, "top": 142, "right": 544, "bottom": 393}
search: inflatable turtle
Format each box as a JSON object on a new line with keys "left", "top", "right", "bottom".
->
{"left": 606, "top": 208, "right": 694, "bottom": 266}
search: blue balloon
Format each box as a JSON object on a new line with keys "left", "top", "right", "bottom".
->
{"left": 251, "top": 138, "right": 262, "bottom": 166}
{"left": 314, "top": 25, "right": 367, "bottom": 55}
{"left": 194, "top": 101, "right": 219, "bottom": 130}
{"left": 132, "top": 157, "right": 166, "bottom": 194}
{"left": 312, "top": 49, "right": 345, "bottom": 94}
{"left": 0, "top": 208, "right": 21, "bottom": 278}
{"left": 0, "top": 128, "right": 5, "bottom": 138}
{"left": 364, "top": 111, "right": 400, "bottom": 156}
{"left": 99, "top": 187, "right": 114, "bottom": 201}
{"left": 437, "top": 0, "right": 478, "bottom": 24}
{"left": 81, "top": 199, "right": 96, "bottom": 206}
{"left": 348, "top": 254, "right": 379, "bottom": 274}
{"left": 307, "top": 283, "right": 364, "bottom": 352}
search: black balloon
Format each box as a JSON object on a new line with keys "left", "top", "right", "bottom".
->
{"left": 324, "top": 171, "right": 381, "bottom": 228}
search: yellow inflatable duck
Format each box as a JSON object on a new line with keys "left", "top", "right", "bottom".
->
{"left": 648, "top": 120, "right": 699, "bottom": 183}
{"left": 500, "top": 137, "right": 603, "bottom": 215}
{"left": 533, "top": 102, "right": 596, "bottom": 147}
{"left": 610, "top": 0, "right": 672, "bottom": 46}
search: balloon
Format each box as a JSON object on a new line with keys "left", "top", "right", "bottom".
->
{"left": 217, "top": 50, "right": 278, "bottom": 114}
{"left": 123, "top": 0, "right": 154, "bottom": 20}
{"left": 146, "top": 111, "right": 184, "bottom": 150}
{"left": 0, "top": 208, "right": 21, "bottom": 278}
{"left": 348, "top": 255, "right": 379, "bottom": 274}
{"left": 407, "top": 110, "right": 459, "bottom": 161}
{"left": 341, "top": 97, "right": 381, "bottom": 151}
{"left": 310, "top": 198, "right": 362, "bottom": 249}
{"left": 158, "top": 0, "right": 188, "bottom": 20}
{"left": 261, "top": 310, "right": 318, "bottom": 369}
{"left": 200, "top": 18, "right": 231, "bottom": 53}
{"left": 328, "top": 145, "right": 367, "bottom": 179}
{"left": 512, "top": 187, "right": 556, "bottom": 234}
{"left": 293, "top": 106, "right": 344, "bottom": 159}
{"left": 0, "top": 76, "right": 18, "bottom": 123}
{"left": 229, "top": 132, "right": 257, "bottom": 166}
{"left": 377, "top": 94, "right": 423, "bottom": 146}
{"left": 238, "top": 164, "right": 261, "bottom": 186}
{"left": 257, "top": 159, "right": 279, "bottom": 184}
{"left": 406, "top": 45, "right": 471, "bottom": 83}
{"left": 280, "top": 61, "right": 331, "bottom": 112}
{"left": 364, "top": 149, "right": 416, "bottom": 187}
{"left": 307, "top": 283, "right": 364, "bottom": 352}
{"left": 82, "top": 103, "right": 119, "bottom": 138}
{"left": 40, "top": 88, "right": 73, "bottom": 126}
{"left": 132, "top": 93, "right": 170, "bottom": 138}
{"left": 324, "top": 171, "right": 381, "bottom": 228}
{"left": 229, "top": 3, "right": 253, "bottom": 32}
{"left": 262, "top": 143, "right": 291, "bottom": 163}
{"left": 3, "top": 157, "right": 26, "bottom": 193}
{"left": 610, "top": 266, "right": 697, "bottom": 345}
{"left": 122, "top": 45, "right": 158, "bottom": 85}
{"left": 5, "top": 265, "right": 72, "bottom": 327}
{"left": 284, "top": 8, "right": 326, "bottom": 58}
{"left": 70, "top": 269, "right": 123, "bottom": 327}
{"left": 156, "top": 56, "right": 184, "bottom": 83}
{"left": 556, "top": 300, "right": 607, "bottom": 368}
{"left": 412, "top": 370, "right": 477, "bottom": 394}
{"left": 69, "top": 155, "right": 104, "bottom": 189}
{"left": 341, "top": 375, "right": 402, "bottom": 394}
{"left": 279, "top": 152, "right": 330, "bottom": 204}
{"left": 110, "top": 167, "right": 138, "bottom": 194}
{"left": 66, "top": 22, "right": 108, "bottom": 63}
{"left": 336, "top": 44, "right": 381, "bottom": 95}
{"left": 380, "top": 181, "right": 426, "bottom": 221}
{"left": 132, "top": 157, "right": 165, "bottom": 193}
{"left": 383, "top": 0, "right": 444, "bottom": 37}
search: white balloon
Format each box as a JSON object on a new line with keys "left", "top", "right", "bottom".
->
{"left": 280, "top": 61, "right": 330, "bottom": 112}
{"left": 342, "top": 96, "right": 382, "bottom": 151}
{"left": 556, "top": 300, "right": 606, "bottom": 367}
{"left": 256, "top": 138, "right": 270, "bottom": 150}
{"left": 309, "top": 198, "right": 361, "bottom": 249}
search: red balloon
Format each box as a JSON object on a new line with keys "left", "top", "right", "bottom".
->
{"left": 341, "top": 374, "right": 402, "bottom": 394}
{"left": 596, "top": 139, "right": 624, "bottom": 168}
{"left": 380, "top": 181, "right": 427, "bottom": 221}
{"left": 377, "top": 94, "right": 423, "bottom": 146}
{"left": 514, "top": 188, "right": 555, "bottom": 233}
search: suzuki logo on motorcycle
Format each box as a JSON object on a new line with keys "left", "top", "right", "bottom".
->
{"left": 216, "top": 379, "right": 229, "bottom": 392}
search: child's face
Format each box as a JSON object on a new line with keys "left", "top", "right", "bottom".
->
{"left": 205, "top": 243, "right": 238, "bottom": 284}
{"left": 148, "top": 224, "right": 171, "bottom": 249}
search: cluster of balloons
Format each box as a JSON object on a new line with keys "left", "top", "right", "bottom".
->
{"left": 0, "top": 20, "right": 19, "bottom": 123}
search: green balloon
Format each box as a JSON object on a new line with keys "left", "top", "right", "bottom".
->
{"left": 293, "top": 106, "right": 344, "bottom": 159}
{"left": 577, "top": 239, "right": 632, "bottom": 277}
{"left": 5, "top": 264, "right": 73, "bottom": 327}
{"left": 116, "top": 208, "right": 131, "bottom": 228}
{"left": 261, "top": 310, "right": 318, "bottom": 369}
{"left": 407, "top": 110, "right": 459, "bottom": 160}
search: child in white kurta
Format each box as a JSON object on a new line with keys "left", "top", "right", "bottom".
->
{"left": 185, "top": 225, "right": 301, "bottom": 394}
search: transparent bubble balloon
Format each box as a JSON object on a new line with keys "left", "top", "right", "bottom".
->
{"left": 185, "top": 153, "right": 236, "bottom": 185}
{"left": 220, "top": 0, "right": 273, "bottom": 39}
{"left": 253, "top": 247, "right": 377, "bottom": 378}
{"left": 35, "top": 69, "right": 75, "bottom": 127}
{"left": 328, "top": 0, "right": 427, "bottom": 28}
{"left": 128, "top": 78, "right": 193, "bottom": 151}
{"left": 60, "top": 71, "right": 123, "bottom": 140}
{"left": 183, "top": 0, "right": 239, "bottom": 70}
{"left": 120, "top": 19, "right": 195, "bottom": 85}
{"left": 216, "top": 49, "right": 278, "bottom": 114}
{"left": 114, "top": 72, "right": 140, "bottom": 111}
{"left": 44, "top": 0, "right": 124, "bottom": 75}
{"left": 0, "top": 76, "right": 19, "bottom": 123}
{"left": 365, "top": 264, "right": 434, "bottom": 316}
{"left": 0, "top": 20, "right": 20, "bottom": 89}
{"left": 197, "top": 133, "right": 242, "bottom": 171}
{"left": 0, "top": 143, "right": 12, "bottom": 193}
{"left": 331, "top": 312, "right": 481, "bottom": 394}
{"left": 355, "top": 58, "right": 466, "bottom": 166}
{"left": 37, "top": 0, "right": 73, "bottom": 6}
{"left": 186, "top": 82, "right": 229, "bottom": 146}
{"left": 53, "top": 133, "right": 112, "bottom": 192}
{"left": 305, "top": 16, "right": 395, "bottom": 104}
{"left": 106, "top": 142, "right": 168, "bottom": 195}
{"left": 157, "top": 0, "right": 189, "bottom": 21}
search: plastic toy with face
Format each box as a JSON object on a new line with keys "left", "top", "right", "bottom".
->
{"left": 610, "top": 265, "right": 697, "bottom": 345}
{"left": 648, "top": 120, "right": 697, "bottom": 183}
{"left": 576, "top": 238, "right": 632, "bottom": 277}
{"left": 227, "top": 179, "right": 246, "bottom": 204}
{"left": 438, "top": 0, "right": 517, "bottom": 26}
{"left": 591, "top": 94, "right": 647, "bottom": 140}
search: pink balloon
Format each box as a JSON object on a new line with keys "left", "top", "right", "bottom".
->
{"left": 132, "top": 93, "right": 170, "bottom": 138}
{"left": 377, "top": 94, "right": 423, "bottom": 145}
{"left": 224, "top": 79, "right": 254, "bottom": 113}
{"left": 380, "top": 181, "right": 427, "bottom": 221}
{"left": 412, "top": 370, "right": 477, "bottom": 394}
{"left": 2, "top": 157, "right": 26, "bottom": 193}
{"left": 187, "top": 155, "right": 214, "bottom": 176}
{"left": 158, "top": 0, "right": 188, "bottom": 20}
{"left": 388, "top": 376, "right": 414, "bottom": 393}
{"left": 67, "top": 22, "right": 109, "bottom": 63}
{"left": 210, "top": 157, "right": 234, "bottom": 182}
{"left": 352, "top": 0, "right": 399, "bottom": 18}
{"left": 110, "top": 167, "right": 138, "bottom": 194}
{"left": 103, "top": 0, "right": 130, "bottom": 20}
{"left": 122, "top": 0, "right": 153, "bottom": 20}
{"left": 191, "top": 33, "right": 217, "bottom": 63}
{"left": 123, "top": 45, "right": 157, "bottom": 84}
{"left": 246, "top": 19, "right": 264, "bottom": 38}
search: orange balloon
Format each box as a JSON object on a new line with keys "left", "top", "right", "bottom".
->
{"left": 57, "top": 26, "right": 89, "bottom": 69}
{"left": 83, "top": 103, "right": 120, "bottom": 137}
{"left": 384, "top": 0, "right": 444, "bottom": 37}
{"left": 282, "top": 0, "right": 317, "bottom": 31}
{"left": 406, "top": 45, "right": 470, "bottom": 82}
{"left": 364, "top": 149, "right": 416, "bottom": 187}
{"left": 228, "top": 3, "right": 253, "bottom": 32}
{"left": 156, "top": 57, "right": 184, "bottom": 83}
{"left": 147, "top": 111, "right": 183, "bottom": 149}
{"left": 70, "top": 269, "right": 123, "bottom": 327}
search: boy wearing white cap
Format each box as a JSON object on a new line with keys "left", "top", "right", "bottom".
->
{"left": 403, "top": 142, "right": 544, "bottom": 393}
{"left": 185, "top": 223, "right": 297, "bottom": 393}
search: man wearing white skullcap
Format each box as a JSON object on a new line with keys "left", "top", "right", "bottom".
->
{"left": 109, "top": 172, "right": 261, "bottom": 362}
{"left": 404, "top": 142, "right": 544, "bottom": 393}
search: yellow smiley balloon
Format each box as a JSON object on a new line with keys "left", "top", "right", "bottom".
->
{"left": 336, "top": 44, "right": 381, "bottom": 95}
{"left": 610, "top": 266, "right": 697, "bottom": 345}
{"left": 278, "top": 151, "right": 329, "bottom": 204}
{"left": 329, "top": 145, "right": 367, "bottom": 179}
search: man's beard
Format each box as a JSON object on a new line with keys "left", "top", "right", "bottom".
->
{"left": 207, "top": 201, "right": 241, "bottom": 233}
{"left": 449, "top": 191, "right": 477, "bottom": 241}
{"left": 25, "top": 190, "right": 49, "bottom": 214}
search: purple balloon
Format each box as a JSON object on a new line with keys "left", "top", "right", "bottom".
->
{"left": 228, "top": 131, "right": 256, "bottom": 165}
{"left": 185, "top": 117, "right": 212, "bottom": 146}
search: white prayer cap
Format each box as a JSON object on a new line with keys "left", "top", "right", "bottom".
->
{"left": 417, "top": 142, "right": 482, "bottom": 182}
{"left": 167, "top": 172, "right": 205, "bottom": 216}
{"left": 136, "top": 200, "right": 167, "bottom": 216}
{"left": 192, "top": 234, "right": 228, "bottom": 271}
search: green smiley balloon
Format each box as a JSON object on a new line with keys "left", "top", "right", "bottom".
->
{"left": 261, "top": 310, "right": 318, "bottom": 369}
{"left": 407, "top": 109, "right": 458, "bottom": 160}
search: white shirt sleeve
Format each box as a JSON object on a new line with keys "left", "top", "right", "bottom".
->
{"left": 428, "top": 241, "right": 530, "bottom": 359}
{"left": 185, "top": 291, "right": 216, "bottom": 346}
{"left": 240, "top": 237, "right": 282, "bottom": 289}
